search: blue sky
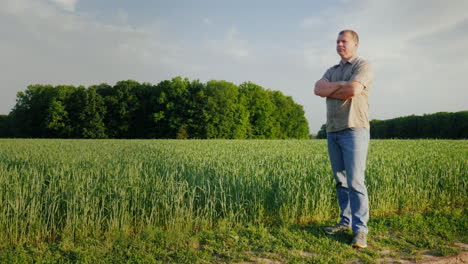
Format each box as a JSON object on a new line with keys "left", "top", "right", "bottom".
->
{"left": 1, "top": 0, "right": 467, "bottom": 133}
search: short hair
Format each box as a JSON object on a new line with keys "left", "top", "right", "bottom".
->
{"left": 339, "top": 30, "right": 359, "bottom": 44}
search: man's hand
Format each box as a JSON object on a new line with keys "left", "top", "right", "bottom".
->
{"left": 314, "top": 79, "right": 346, "bottom": 98}
{"left": 316, "top": 78, "right": 330, "bottom": 89}
{"left": 328, "top": 81, "right": 365, "bottom": 100}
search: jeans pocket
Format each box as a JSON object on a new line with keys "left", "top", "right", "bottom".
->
{"left": 349, "top": 127, "right": 368, "bottom": 133}
{"left": 347, "top": 127, "right": 369, "bottom": 143}
{"left": 349, "top": 127, "right": 363, "bottom": 133}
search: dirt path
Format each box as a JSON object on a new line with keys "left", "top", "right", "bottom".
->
{"left": 239, "top": 252, "right": 468, "bottom": 264}
{"left": 379, "top": 242, "right": 468, "bottom": 264}
{"left": 237, "top": 243, "right": 468, "bottom": 264}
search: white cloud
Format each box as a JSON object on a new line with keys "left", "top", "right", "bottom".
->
{"left": 115, "top": 8, "right": 129, "bottom": 24}
{"left": 49, "top": 0, "right": 78, "bottom": 12}
{"left": 1, "top": 0, "right": 466, "bottom": 134}
{"left": 224, "top": 27, "right": 251, "bottom": 58}
{"left": 300, "top": 0, "right": 468, "bottom": 127}
{"left": 204, "top": 26, "right": 253, "bottom": 60}
{"left": 300, "top": 17, "right": 323, "bottom": 29}
{"left": 202, "top": 17, "right": 212, "bottom": 25}
{"left": 0, "top": 0, "right": 259, "bottom": 114}
{"left": 0, "top": 0, "right": 198, "bottom": 114}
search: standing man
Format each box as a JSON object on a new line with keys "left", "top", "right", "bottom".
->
{"left": 314, "top": 29, "right": 373, "bottom": 248}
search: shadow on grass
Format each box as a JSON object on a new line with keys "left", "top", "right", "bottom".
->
{"left": 290, "top": 222, "right": 354, "bottom": 246}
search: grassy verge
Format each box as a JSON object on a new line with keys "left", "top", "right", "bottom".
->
{"left": 1, "top": 208, "right": 466, "bottom": 264}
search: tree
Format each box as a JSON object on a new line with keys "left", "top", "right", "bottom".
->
{"left": 65, "top": 86, "right": 107, "bottom": 138}
{"left": 42, "top": 85, "right": 77, "bottom": 137}
{"left": 10, "top": 84, "right": 74, "bottom": 137}
{"left": 239, "top": 82, "right": 275, "bottom": 139}
{"left": 369, "top": 111, "right": 468, "bottom": 139}
{"left": 284, "top": 103, "right": 309, "bottom": 139}
{"left": 0, "top": 115, "right": 12, "bottom": 137}
{"left": 96, "top": 81, "right": 140, "bottom": 138}
{"left": 152, "top": 77, "right": 194, "bottom": 138}
{"left": 205, "top": 80, "right": 250, "bottom": 139}
{"left": 316, "top": 124, "right": 327, "bottom": 139}
{"left": 7, "top": 78, "right": 313, "bottom": 139}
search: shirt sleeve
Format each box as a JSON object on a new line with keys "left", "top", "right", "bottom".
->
{"left": 350, "top": 61, "right": 374, "bottom": 90}
{"left": 322, "top": 66, "right": 335, "bottom": 81}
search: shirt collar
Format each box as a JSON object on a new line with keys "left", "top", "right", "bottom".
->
{"left": 339, "top": 56, "right": 358, "bottom": 66}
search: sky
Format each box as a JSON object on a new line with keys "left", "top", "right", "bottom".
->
{"left": 1, "top": 0, "right": 467, "bottom": 133}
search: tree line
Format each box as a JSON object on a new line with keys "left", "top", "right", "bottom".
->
{"left": 316, "top": 111, "right": 468, "bottom": 139}
{"left": 0, "top": 77, "right": 310, "bottom": 139}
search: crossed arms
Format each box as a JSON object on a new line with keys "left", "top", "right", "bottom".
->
{"left": 314, "top": 79, "right": 364, "bottom": 100}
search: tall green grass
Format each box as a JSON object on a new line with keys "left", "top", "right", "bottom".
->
{"left": 0, "top": 139, "right": 466, "bottom": 246}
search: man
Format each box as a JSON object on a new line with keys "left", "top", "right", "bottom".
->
{"left": 314, "top": 29, "right": 373, "bottom": 248}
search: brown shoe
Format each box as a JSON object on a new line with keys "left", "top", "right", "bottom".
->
{"left": 351, "top": 231, "right": 368, "bottom": 248}
{"left": 324, "top": 224, "right": 350, "bottom": 235}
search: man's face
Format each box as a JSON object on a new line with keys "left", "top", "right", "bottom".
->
{"left": 336, "top": 32, "right": 358, "bottom": 59}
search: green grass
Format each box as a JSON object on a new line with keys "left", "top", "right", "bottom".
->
{"left": 0, "top": 209, "right": 466, "bottom": 263}
{"left": 0, "top": 139, "right": 466, "bottom": 263}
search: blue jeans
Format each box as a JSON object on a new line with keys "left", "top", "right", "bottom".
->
{"left": 327, "top": 127, "right": 370, "bottom": 234}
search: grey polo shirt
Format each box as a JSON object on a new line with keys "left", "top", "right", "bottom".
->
{"left": 322, "top": 56, "right": 374, "bottom": 132}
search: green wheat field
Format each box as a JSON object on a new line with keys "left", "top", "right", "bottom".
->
{"left": 0, "top": 139, "right": 466, "bottom": 263}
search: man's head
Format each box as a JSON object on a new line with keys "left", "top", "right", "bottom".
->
{"left": 336, "top": 30, "right": 359, "bottom": 61}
